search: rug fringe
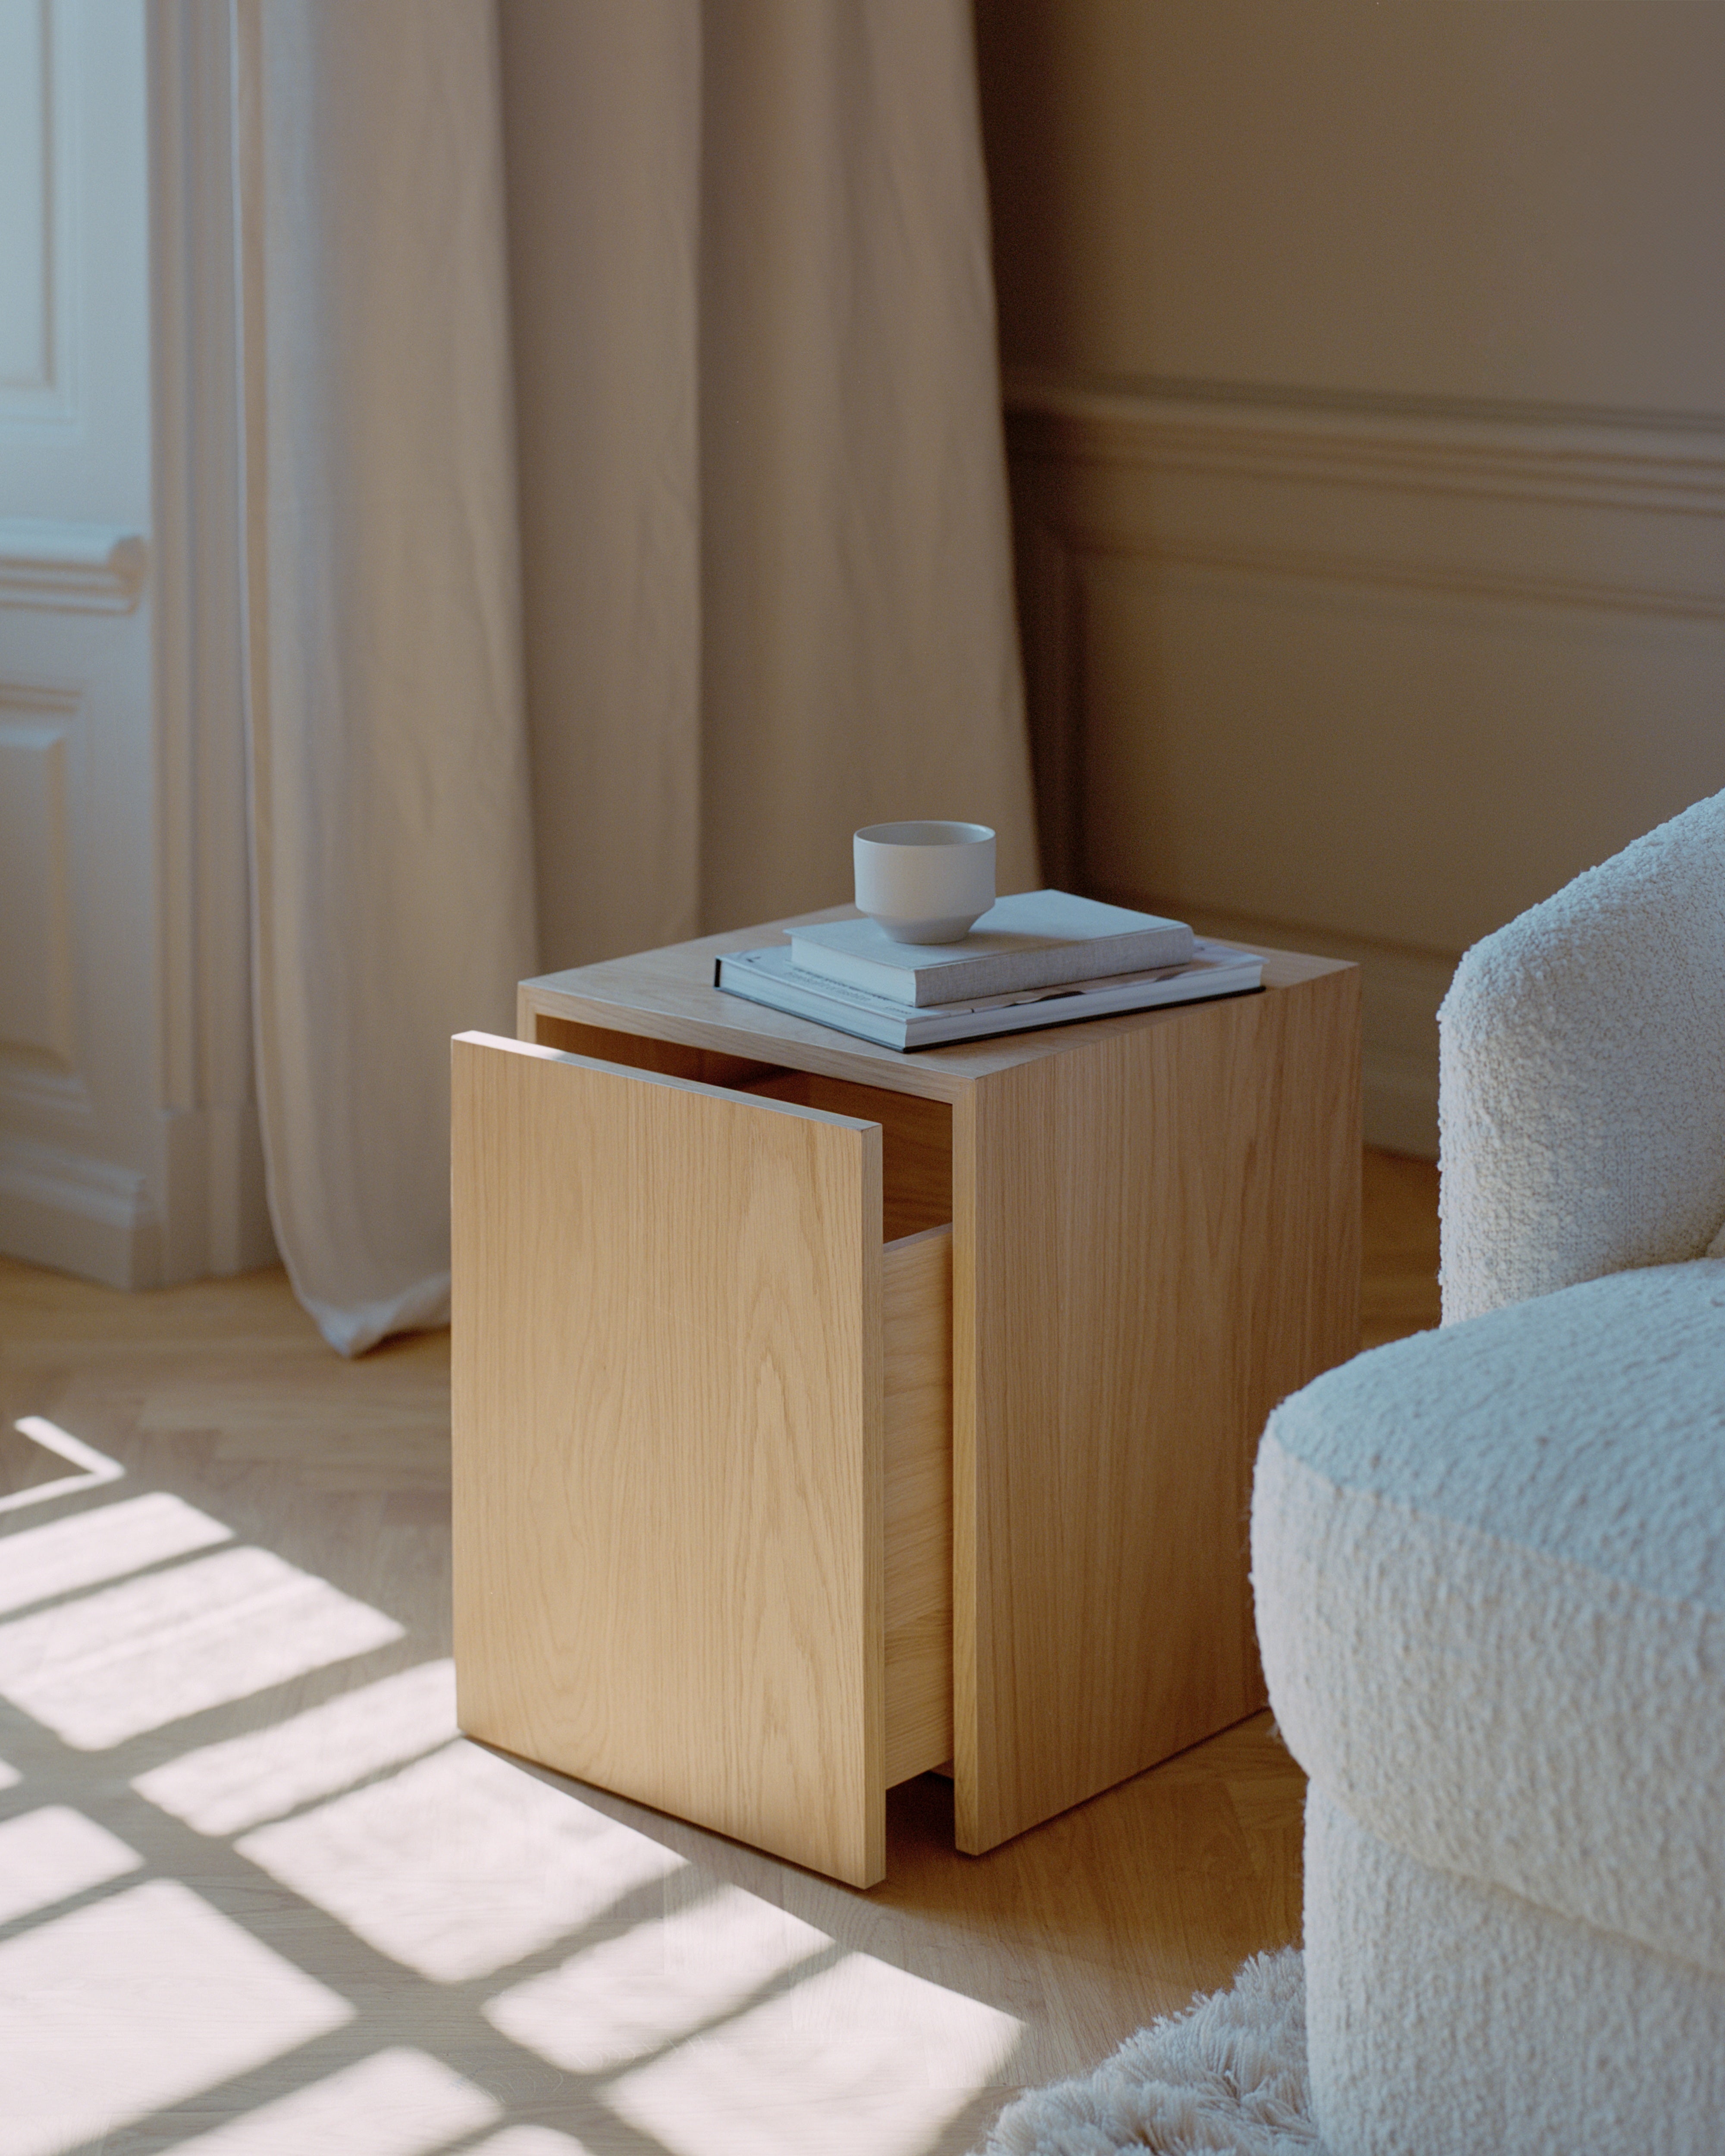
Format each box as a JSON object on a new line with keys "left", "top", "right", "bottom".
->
{"left": 975, "top": 1947, "right": 1324, "bottom": 2156}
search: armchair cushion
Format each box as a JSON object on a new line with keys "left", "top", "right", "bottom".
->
{"left": 1253, "top": 1258, "right": 1725, "bottom": 1977}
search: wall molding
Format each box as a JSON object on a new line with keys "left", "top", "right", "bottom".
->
{"left": 0, "top": 716, "right": 75, "bottom": 1065}
{"left": 1016, "top": 519, "right": 1459, "bottom": 1160}
{"left": 1055, "top": 531, "right": 1725, "bottom": 630}
{"left": 1007, "top": 364, "right": 1725, "bottom": 881}
{"left": 0, "top": 1132, "right": 160, "bottom": 1288}
{"left": 1004, "top": 371, "right": 1725, "bottom": 1163}
{"left": 1004, "top": 370, "right": 1725, "bottom": 517}
{"left": 0, "top": 520, "right": 148, "bottom": 612}
{"left": 0, "top": 1057, "right": 93, "bottom": 1126}
{"left": 0, "top": 676, "right": 82, "bottom": 718}
{"left": 0, "top": 0, "right": 80, "bottom": 426}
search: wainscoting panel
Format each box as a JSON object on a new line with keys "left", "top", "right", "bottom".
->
{"left": 0, "top": 0, "right": 89, "bottom": 436}
{"left": 0, "top": 699, "right": 76, "bottom": 1065}
{"left": 1008, "top": 382, "right": 1725, "bottom": 1156}
{"left": 0, "top": 0, "right": 56, "bottom": 405}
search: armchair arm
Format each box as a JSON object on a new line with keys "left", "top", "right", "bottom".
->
{"left": 1439, "top": 790, "right": 1725, "bottom": 1324}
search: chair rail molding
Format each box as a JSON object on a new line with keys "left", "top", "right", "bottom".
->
{"left": 0, "top": 521, "right": 149, "bottom": 613}
{"left": 1006, "top": 371, "right": 1725, "bottom": 519}
{"left": 1005, "top": 371, "right": 1725, "bottom": 1158}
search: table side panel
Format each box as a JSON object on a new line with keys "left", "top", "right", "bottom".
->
{"left": 952, "top": 966, "right": 1361, "bottom": 1854}
{"left": 451, "top": 1034, "right": 887, "bottom": 1887}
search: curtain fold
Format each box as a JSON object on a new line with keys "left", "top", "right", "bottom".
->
{"left": 697, "top": 0, "right": 1039, "bottom": 932}
{"left": 503, "top": 0, "right": 1039, "bottom": 968}
{"left": 499, "top": 0, "right": 705, "bottom": 966}
{"left": 234, "top": 0, "right": 537, "bottom": 1354}
{"left": 238, "top": 0, "right": 1033, "bottom": 1354}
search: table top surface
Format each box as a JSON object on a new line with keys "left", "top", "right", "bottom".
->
{"left": 519, "top": 906, "right": 1353, "bottom": 1103}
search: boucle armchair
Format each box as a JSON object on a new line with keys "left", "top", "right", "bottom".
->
{"left": 1251, "top": 791, "right": 1725, "bottom": 2155}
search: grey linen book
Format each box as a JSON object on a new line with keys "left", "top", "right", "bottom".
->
{"left": 787, "top": 890, "right": 1195, "bottom": 1006}
{"left": 715, "top": 940, "right": 1262, "bottom": 1051}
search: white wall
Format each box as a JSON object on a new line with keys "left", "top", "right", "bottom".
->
{"left": 978, "top": 0, "right": 1725, "bottom": 1153}
{"left": 0, "top": 0, "right": 271, "bottom": 1286}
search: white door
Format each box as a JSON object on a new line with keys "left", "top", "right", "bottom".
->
{"left": 0, "top": 0, "right": 270, "bottom": 1286}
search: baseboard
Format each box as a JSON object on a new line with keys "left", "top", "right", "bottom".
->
{"left": 0, "top": 1135, "right": 163, "bottom": 1288}
{"left": 0, "top": 1110, "right": 276, "bottom": 1291}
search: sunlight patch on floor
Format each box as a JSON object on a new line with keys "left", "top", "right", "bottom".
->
{"left": 0, "top": 1544, "right": 404, "bottom": 1748}
{"left": 0, "top": 1804, "right": 141, "bottom": 1925}
{"left": 0, "top": 1454, "right": 1027, "bottom": 2153}
{"left": 0, "top": 1876, "right": 353, "bottom": 2156}
{"left": 135, "top": 1658, "right": 459, "bottom": 1835}
{"left": 154, "top": 2047, "right": 500, "bottom": 2155}
{"left": 0, "top": 1490, "right": 232, "bottom": 1617}
{"left": 606, "top": 1949, "right": 1022, "bottom": 2156}
{"left": 484, "top": 1880, "right": 830, "bottom": 2073}
{"left": 470, "top": 2131, "right": 596, "bottom": 2154}
{"left": 235, "top": 1740, "right": 688, "bottom": 1982}
{"left": 0, "top": 1416, "right": 125, "bottom": 1517}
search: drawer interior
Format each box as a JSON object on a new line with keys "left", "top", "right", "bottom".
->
{"left": 529, "top": 1013, "right": 783, "bottom": 1090}
{"left": 880, "top": 1222, "right": 953, "bottom": 1785}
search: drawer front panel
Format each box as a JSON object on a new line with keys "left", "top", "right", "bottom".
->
{"left": 452, "top": 1033, "right": 886, "bottom": 1886}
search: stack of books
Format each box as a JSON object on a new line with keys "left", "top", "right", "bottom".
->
{"left": 714, "top": 889, "right": 1263, "bottom": 1050}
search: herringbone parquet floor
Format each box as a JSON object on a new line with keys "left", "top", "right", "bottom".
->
{"left": 0, "top": 1148, "right": 1439, "bottom": 2156}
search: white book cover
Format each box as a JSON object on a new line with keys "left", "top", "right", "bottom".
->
{"left": 715, "top": 940, "right": 1262, "bottom": 1051}
{"left": 787, "top": 890, "right": 1195, "bottom": 1006}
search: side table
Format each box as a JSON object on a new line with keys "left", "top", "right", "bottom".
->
{"left": 452, "top": 912, "right": 1359, "bottom": 1887}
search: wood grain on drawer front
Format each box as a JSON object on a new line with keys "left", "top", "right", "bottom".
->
{"left": 882, "top": 1223, "right": 954, "bottom": 1786}
{"left": 451, "top": 1031, "right": 887, "bottom": 1887}
{"left": 742, "top": 1071, "right": 953, "bottom": 1242}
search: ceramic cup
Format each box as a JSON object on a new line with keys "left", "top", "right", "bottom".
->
{"left": 853, "top": 821, "right": 997, "bottom": 943}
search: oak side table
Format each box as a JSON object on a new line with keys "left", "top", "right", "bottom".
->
{"left": 451, "top": 912, "right": 1360, "bottom": 1887}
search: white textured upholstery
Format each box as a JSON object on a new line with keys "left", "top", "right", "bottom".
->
{"left": 1254, "top": 790, "right": 1725, "bottom": 2154}
{"left": 1255, "top": 1260, "right": 1725, "bottom": 1977}
{"left": 1303, "top": 1791, "right": 1725, "bottom": 2156}
{"left": 1438, "top": 790, "right": 1725, "bottom": 1323}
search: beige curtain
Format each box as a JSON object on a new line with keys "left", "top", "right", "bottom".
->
{"left": 502, "top": 0, "right": 1039, "bottom": 968}
{"left": 234, "top": 0, "right": 1032, "bottom": 1354}
{"left": 235, "top": 0, "right": 538, "bottom": 1354}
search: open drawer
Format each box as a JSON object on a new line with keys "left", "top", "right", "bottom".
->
{"left": 450, "top": 1030, "right": 953, "bottom": 1888}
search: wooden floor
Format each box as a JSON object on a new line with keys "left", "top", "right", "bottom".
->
{"left": 0, "top": 1148, "right": 1439, "bottom": 2156}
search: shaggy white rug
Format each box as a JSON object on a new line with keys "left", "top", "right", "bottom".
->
{"left": 976, "top": 1948, "right": 1323, "bottom": 2155}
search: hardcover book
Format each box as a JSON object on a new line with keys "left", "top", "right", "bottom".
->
{"left": 715, "top": 940, "right": 1262, "bottom": 1051}
{"left": 787, "top": 890, "right": 1195, "bottom": 1007}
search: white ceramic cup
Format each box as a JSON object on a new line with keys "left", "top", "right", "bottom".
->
{"left": 853, "top": 821, "right": 996, "bottom": 943}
